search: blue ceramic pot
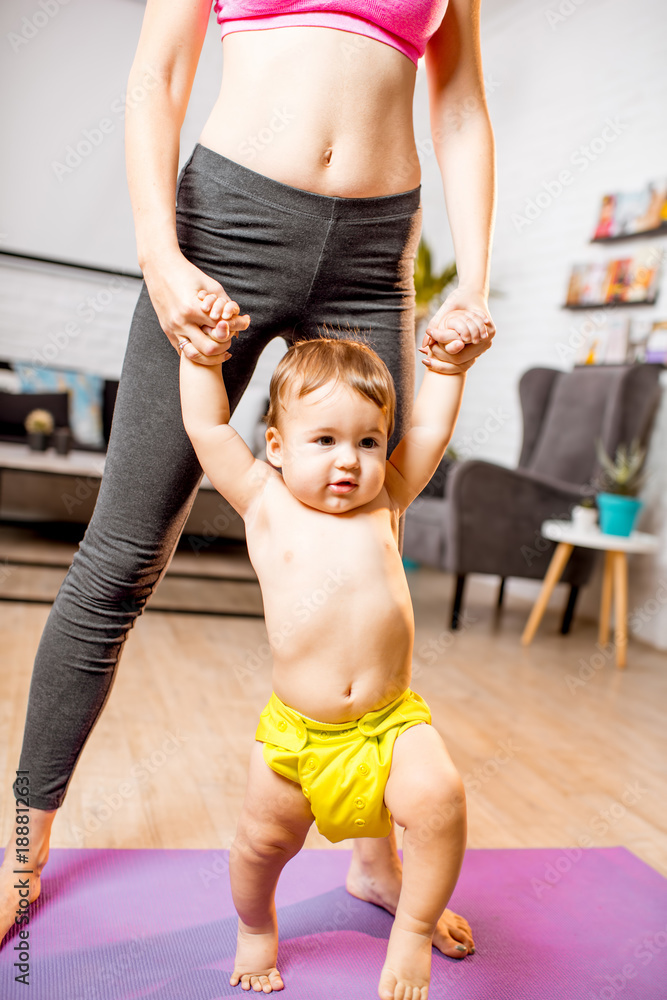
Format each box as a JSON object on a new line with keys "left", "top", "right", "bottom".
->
{"left": 597, "top": 493, "right": 642, "bottom": 536}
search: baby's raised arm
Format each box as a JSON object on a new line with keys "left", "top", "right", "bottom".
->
{"left": 385, "top": 364, "right": 466, "bottom": 516}
{"left": 179, "top": 352, "right": 272, "bottom": 518}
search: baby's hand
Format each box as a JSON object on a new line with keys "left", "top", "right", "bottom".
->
{"left": 419, "top": 307, "right": 495, "bottom": 374}
{"left": 196, "top": 289, "right": 250, "bottom": 344}
{"left": 418, "top": 311, "right": 478, "bottom": 362}
{"left": 434, "top": 309, "right": 489, "bottom": 347}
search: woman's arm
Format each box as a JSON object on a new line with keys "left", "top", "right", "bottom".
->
{"left": 125, "top": 0, "right": 211, "bottom": 268}
{"left": 125, "top": 0, "right": 251, "bottom": 363}
{"left": 423, "top": 0, "right": 497, "bottom": 357}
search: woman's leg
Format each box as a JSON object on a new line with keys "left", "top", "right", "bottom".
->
{"left": 0, "top": 282, "right": 202, "bottom": 941}
{"left": 10, "top": 283, "right": 206, "bottom": 815}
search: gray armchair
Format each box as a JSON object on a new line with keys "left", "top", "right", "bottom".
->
{"left": 403, "top": 363, "right": 663, "bottom": 630}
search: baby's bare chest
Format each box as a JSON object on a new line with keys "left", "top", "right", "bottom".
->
{"left": 246, "top": 494, "right": 403, "bottom": 602}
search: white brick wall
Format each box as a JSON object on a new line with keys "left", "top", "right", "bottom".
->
{"left": 412, "top": 0, "right": 667, "bottom": 647}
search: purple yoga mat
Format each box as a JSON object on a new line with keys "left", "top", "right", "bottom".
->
{"left": 1, "top": 846, "right": 666, "bottom": 999}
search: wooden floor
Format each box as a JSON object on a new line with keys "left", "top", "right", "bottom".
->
{"left": 1, "top": 543, "right": 666, "bottom": 878}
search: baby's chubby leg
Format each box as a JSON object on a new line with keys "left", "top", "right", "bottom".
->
{"left": 230, "top": 741, "right": 314, "bottom": 993}
{"left": 378, "top": 724, "right": 467, "bottom": 1000}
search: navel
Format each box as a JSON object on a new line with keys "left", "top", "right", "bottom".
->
{"left": 322, "top": 146, "right": 333, "bottom": 166}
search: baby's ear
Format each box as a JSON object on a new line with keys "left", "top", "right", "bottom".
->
{"left": 264, "top": 426, "right": 282, "bottom": 467}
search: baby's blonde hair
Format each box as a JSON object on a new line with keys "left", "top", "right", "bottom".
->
{"left": 265, "top": 335, "right": 395, "bottom": 439}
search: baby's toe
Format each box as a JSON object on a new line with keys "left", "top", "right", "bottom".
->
{"left": 378, "top": 973, "right": 397, "bottom": 1000}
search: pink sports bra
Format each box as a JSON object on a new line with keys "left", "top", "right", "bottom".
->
{"left": 212, "top": 1, "right": 449, "bottom": 67}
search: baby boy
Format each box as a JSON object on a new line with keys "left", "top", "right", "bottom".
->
{"left": 179, "top": 302, "right": 480, "bottom": 1000}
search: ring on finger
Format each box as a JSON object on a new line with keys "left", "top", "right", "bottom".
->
{"left": 178, "top": 339, "right": 189, "bottom": 352}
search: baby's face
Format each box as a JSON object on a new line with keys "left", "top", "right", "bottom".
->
{"left": 265, "top": 380, "right": 388, "bottom": 513}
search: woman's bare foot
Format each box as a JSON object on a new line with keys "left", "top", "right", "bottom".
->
{"left": 0, "top": 863, "right": 43, "bottom": 949}
{"left": 0, "top": 806, "right": 56, "bottom": 950}
{"left": 230, "top": 918, "right": 284, "bottom": 993}
{"left": 378, "top": 923, "right": 432, "bottom": 1000}
{"left": 346, "top": 851, "right": 475, "bottom": 958}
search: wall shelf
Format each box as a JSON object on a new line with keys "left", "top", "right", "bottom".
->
{"left": 561, "top": 299, "right": 658, "bottom": 310}
{"left": 591, "top": 223, "right": 667, "bottom": 244}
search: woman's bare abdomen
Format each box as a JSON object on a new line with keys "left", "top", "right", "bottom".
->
{"left": 198, "top": 25, "right": 422, "bottom": 198}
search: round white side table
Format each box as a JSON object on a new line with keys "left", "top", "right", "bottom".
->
{"left": 520, "top": 519, "right": 660, "bottom": 668}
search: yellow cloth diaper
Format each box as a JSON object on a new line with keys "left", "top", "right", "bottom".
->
{"left": 255, "top": 688, "right": 431, "bottom": 843}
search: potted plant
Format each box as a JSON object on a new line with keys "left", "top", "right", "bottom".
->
{"left": 24, "top": 408, "right": 54, "bottom": 451}
{"left": 53, "top": 426, "right": 72, "bottom": 456}
{"left": 595, "top": 438, "right": 647, "bottom": 536}
{"left": 571, "top": 495, "right": 598, "bottom": 531}
{"left": 413, "top": 238, "right": 457, "bottom": 334}
{"left": 413, "top": 237, "right": 502, "bottom": 338}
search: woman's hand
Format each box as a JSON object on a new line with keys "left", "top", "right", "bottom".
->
{"left": 142, "top": 251, "right": 250, "bottom": 365}
{"left": 419, "top": 288, "right": 496, "bottom": 375}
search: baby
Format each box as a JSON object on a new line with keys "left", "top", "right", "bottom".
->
{"left": 179, "top": 302, "right": 478, "bottom": 1000}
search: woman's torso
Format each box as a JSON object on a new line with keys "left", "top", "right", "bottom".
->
{"left": 198, "top": 25, "right": 422, "bottom": 198}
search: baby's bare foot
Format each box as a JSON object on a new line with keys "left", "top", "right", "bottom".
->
{"left": 346, "top": 856, "right": 474, "bottom": 958}
{"left": 230, "top": 919, "right": 284, "bottom": 993}
{"left": 378, "top": 924, "right": 432, "bottom": 1000}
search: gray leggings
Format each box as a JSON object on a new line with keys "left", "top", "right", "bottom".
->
{"left": 13, "top": 143, "right": 423, "bottom": 811}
